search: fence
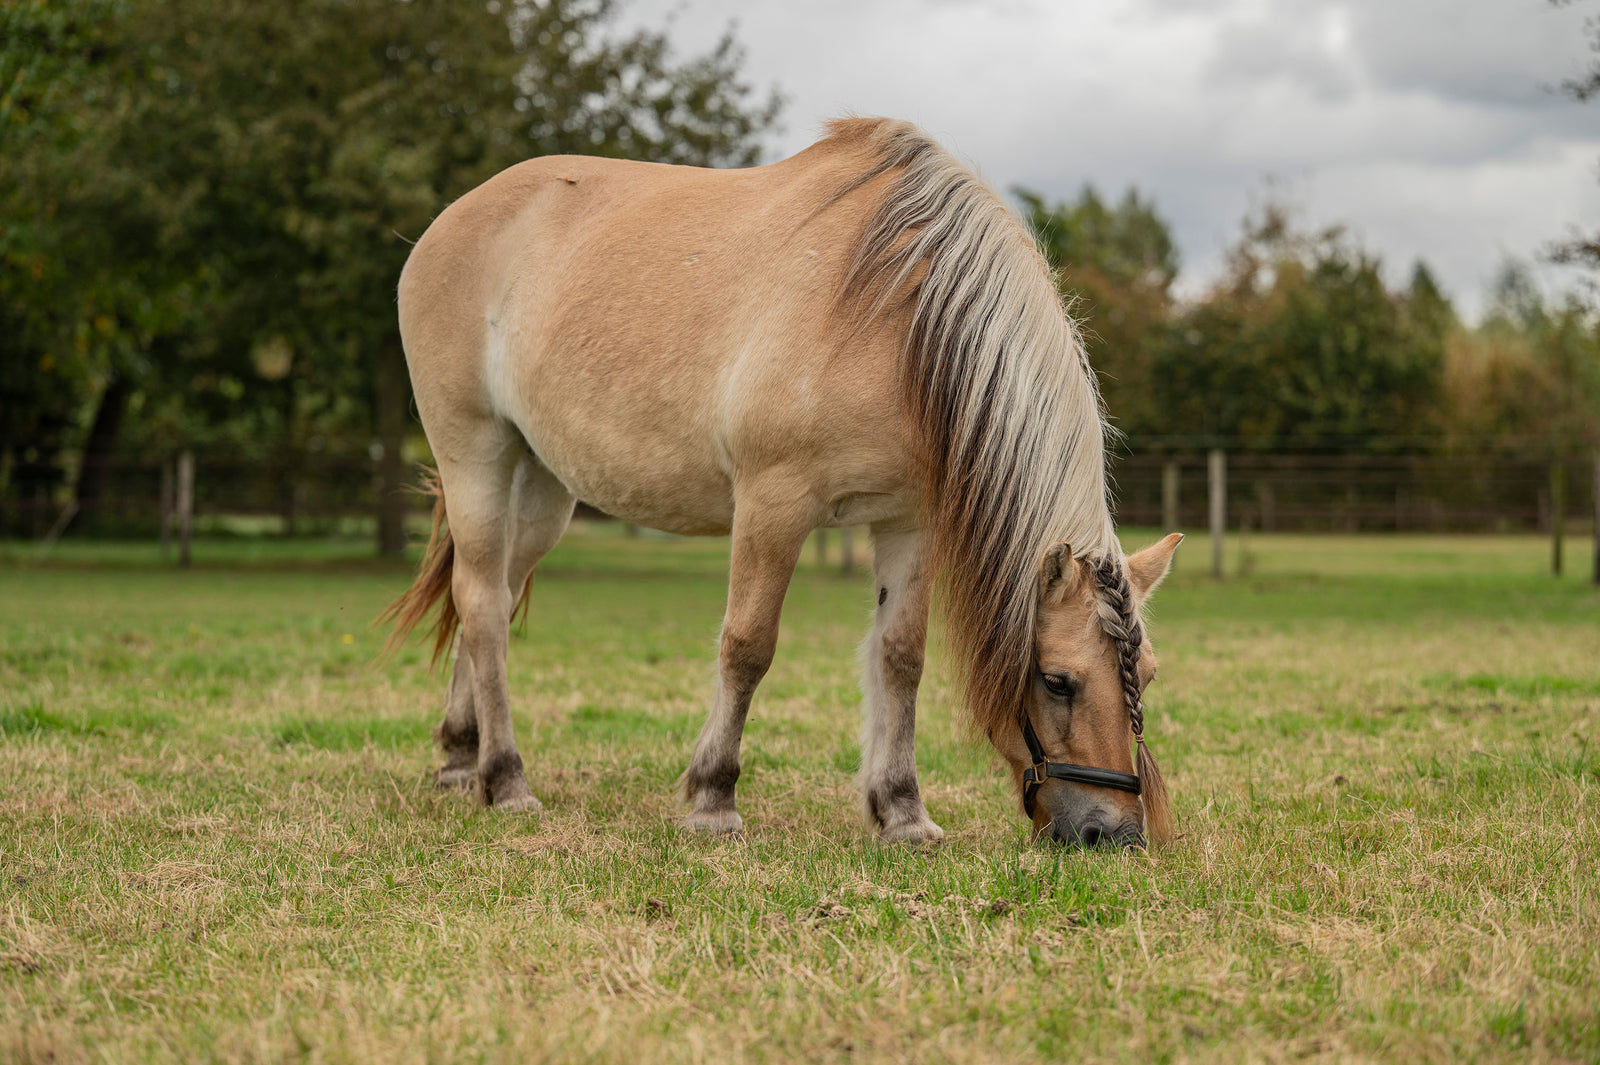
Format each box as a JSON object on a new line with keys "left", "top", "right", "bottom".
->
{"left": 0, "top": 456, "right": 384, "bottom": 540}
{"left": 1110, "top": 451, "right": 1596, "bottom": 534}
{"left": 3, "top": 450, "right": 1597, "bottom": 564}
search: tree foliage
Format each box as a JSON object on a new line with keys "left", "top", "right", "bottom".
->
{"left": 1018, "top": 192, "right": 1456, "bottom": 450}
{"left": 1548, "top": 0, "right": 1600, "bottom": 274}
{"left": 1017, "top": 185, "right": 1177, "bottom": 434}
{"left": 1445, "top": 263, "right": 1600, "bottom": 451}
{"left": 1149, "top": 206, "right": 1449, "bottom": 449}
{"left": 1, "top": 0, "right": 778, "bottom": 540}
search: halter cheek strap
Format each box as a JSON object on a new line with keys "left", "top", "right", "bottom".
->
{"left": 1019, "top": 714, "right": 1141, "bottom": 817}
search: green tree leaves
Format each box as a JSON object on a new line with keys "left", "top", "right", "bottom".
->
{"left": 1, "top": 0, "right": 779, "bottom": 539}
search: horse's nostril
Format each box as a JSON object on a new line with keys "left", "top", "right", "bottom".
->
{"left": 1046, "top": 820, "right": 1132, "bottom": 850}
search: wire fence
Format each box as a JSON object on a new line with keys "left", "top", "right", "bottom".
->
{"left": 1111, "top": 451, "right": 1596, "bottom": 533}
{"left": 1, "top": 450, "right": 1596, "bottom": 541}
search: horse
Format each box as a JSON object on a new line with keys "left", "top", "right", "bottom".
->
{"left": 382, "top": 116, "right": 1183, "bottom": 847}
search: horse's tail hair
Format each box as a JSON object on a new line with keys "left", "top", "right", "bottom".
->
{"left": 377, "top": 468, "right": 460, "bottom": 669}
{"left": 377, "top": 467, "right": 536, "bottom": 668}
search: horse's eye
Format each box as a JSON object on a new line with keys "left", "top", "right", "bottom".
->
{"left": 1041, "top": 672, "right": 1077, "bottom": 699}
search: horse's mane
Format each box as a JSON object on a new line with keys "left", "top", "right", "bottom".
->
{"left": 831, "top": 117, "right": 1119, "bottom": 738}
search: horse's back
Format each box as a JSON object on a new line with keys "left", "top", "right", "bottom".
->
{"left": 400, "top": 130, "right": 916, "bottom": 534}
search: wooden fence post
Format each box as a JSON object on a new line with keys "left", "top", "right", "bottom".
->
{"left": 1551, "top": 460, "right": 1565, "bottom": 577}
{"left": 159, "top": 457, "right": 174, "bottom": 559}
{"left": 1161, "top": 461, "right": 1180, "bottom": 532}
{"left": 1593, "top": 450, "right": 1599, "bottom": 587}
{"left": 840, "top": 526, "right": 855, "bottom": 575}
{"left": 1208, "top": 448, "right": 1226, "bottom": 579}
{"left": 815, "top": 528, "right": 828, "bottom": 567}
{"left": 176, "top": 450, "right": 194, "bottom": 569}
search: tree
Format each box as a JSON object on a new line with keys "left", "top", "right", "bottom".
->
{"left": 1549, "top": 0, "right": 1600, "bottom": 277}
{"left": 1445, "top": 262, "right": 1600, "bottom": 451}
{"left": 1150, "top": 205, "right": 1449, "bottom": 449}
{"left": 4, "top": 0, "right": 779, "bottom": 548}
{"left": 1016, "top": 185, "right": 1178, "bottom": 435}
{"left": 0, "top": 0, "right": 133, "bottom": 534}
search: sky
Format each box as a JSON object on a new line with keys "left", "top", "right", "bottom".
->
{"left": 619, "top": 0, "right": 1600, "bottom": 319}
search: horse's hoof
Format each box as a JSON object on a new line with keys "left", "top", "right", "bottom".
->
{"left": 490, "top": 792, "right": 543, "bottom": 814}
{"left": 682, "top": 809, "right": 743, "bottom": 836}
{"left": 434, "top": 766, "right": 476, "bottom": 791}
{"left": 879, "top": 817, "right": 945, "bottom": 846}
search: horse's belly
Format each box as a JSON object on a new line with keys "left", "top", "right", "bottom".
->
{"left": 514, "top": 395, "right": 737, "bottom": 536}
{"left": 567, "top": 472, "right": 736, "bottom": 538}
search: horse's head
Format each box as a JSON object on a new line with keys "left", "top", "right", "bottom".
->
{"left": 993, "top": 533, "right": 1182, "bottom": 849}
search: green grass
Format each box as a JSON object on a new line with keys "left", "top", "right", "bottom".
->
{"left": 1, "top": 525, "right": 1597, "bottom": 1063}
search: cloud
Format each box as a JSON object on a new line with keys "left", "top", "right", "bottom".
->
{"left": 617, "top": 0, "right": 1600, "bottom": 317}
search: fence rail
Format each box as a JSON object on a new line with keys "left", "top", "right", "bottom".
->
{"left": 2, "top": 451, "right": 1596, "bottom": 545}
{"left": 1111, "top": 452, "right": 1596, "bottom": 534}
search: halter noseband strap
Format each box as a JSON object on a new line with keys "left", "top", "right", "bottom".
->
{"left": 1019, "top": 713, "right": 1141, "bottom": 817}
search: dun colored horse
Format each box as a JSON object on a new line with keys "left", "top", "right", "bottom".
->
{"left": 384, "top": 117, "right": 1182, "bottom": 847}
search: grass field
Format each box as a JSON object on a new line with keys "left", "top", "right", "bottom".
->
{"left": 1, "top": 526, "right": 1597, "bottom": 1063}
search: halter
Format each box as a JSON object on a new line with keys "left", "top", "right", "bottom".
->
{"left": 1019, "top": 713, "right": 1141, "bottom": 817}
{"left": 1019, "top": 554, "right": 1149, "bottom": 819}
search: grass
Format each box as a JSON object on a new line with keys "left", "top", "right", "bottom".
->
{"left": 1, "top": 524, "right": 1597, "bottom": 1063}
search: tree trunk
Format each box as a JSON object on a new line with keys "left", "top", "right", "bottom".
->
{"left": 280, "top": 377, "right": 300, "bottom": 538}
{"left": 69, "top": 375, "right": 132, "bottom": 534}
{"left": 375, "top": 345, "right": 410, "bottom": 557}
{"left": 159, "top": 457, "right": 173, "bottom": 558}
{"left": 176, "top": 450, "right": 194, "bottom": 568}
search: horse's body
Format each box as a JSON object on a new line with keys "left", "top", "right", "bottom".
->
{"left": 401, "top": 137, "right": 914, "bottom": 538}
{"left": 387, "top": 118, "right": 1181, "bottom": 846}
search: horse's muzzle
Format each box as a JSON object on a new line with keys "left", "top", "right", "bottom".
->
{"left": 1046, "top": 816, "right": 1145, "bottom": 850}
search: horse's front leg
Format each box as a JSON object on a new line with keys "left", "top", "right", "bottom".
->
{"left": 682, "top": 492, "right": 812, "bottom": 834}
{"left": 859, "top": 524, "right": 943, "bottom": 844}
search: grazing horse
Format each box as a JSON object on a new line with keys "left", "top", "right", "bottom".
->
{"left": 383, "top": 117, "right": 1183, "bottom": 847}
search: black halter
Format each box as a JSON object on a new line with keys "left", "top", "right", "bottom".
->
{"left": 1020, "top": 714, "right": 1141, "bottom": 817}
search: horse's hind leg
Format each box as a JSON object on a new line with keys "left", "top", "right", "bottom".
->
{"left": 433, "top": 633, "right": 480, "bottom": 789}
{"left": 682, "top": 482, "right": 814, "bottom": 834}
{"left": 434, "top": 453, "right": 576, "bottom": 791}
{"left": 859, "top": 524, "right": 943, "bottom": 844}
{"left": 442, "top": 445, "right": 575, "bottom": 810}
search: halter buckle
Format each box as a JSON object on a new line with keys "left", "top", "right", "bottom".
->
{"left": 1028, "top": 761, "right": 1048, "bottom": 785}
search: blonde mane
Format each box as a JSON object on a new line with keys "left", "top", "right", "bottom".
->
{"left": 833, "top": 117, "right": 1119, "bottom": 737}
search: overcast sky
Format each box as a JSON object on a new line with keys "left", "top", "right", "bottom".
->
{"left": 620, "top": 0, "right": 1600, "bottom": 319}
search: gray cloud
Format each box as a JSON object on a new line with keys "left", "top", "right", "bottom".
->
{"left": 618, "top": 0, "right": 1600, "bottom": 316}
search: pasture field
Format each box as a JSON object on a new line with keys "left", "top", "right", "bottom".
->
{"left": 1, "top": 526, "right": 1597, "bottom": 1063}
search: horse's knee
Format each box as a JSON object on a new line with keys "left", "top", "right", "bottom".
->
{"left": 880, "top": 630, "right": 925, "bottom": 691}
{"left": 720, "top": 627, "right": 774, "bottom": 692}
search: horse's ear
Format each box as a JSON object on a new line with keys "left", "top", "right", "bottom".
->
{"left": 1039, "top": 542, "right": 1080, "bottom": 602}
{"left": 1128, "top": 533, "right": 1183, "bottom": 600}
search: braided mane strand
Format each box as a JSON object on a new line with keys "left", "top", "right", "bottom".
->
{"left": 1089, "top": 556, "right": 1173, "bottom": 846}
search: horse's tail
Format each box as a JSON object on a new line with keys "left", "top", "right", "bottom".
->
{"left": 377, "top": 467, "right": 537, "bottom": 668}
{"left": 378, "top": 468, "right": 459, "bottom": 668}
